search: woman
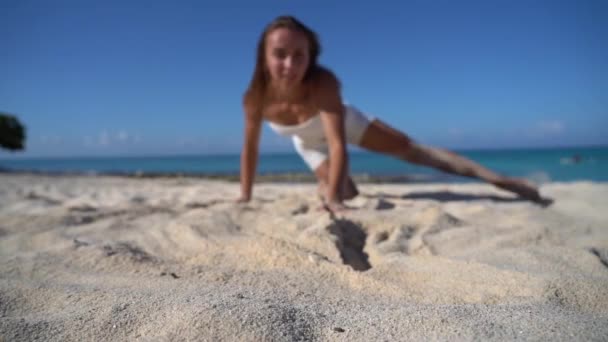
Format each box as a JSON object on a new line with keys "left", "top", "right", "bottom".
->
{"left": 238, "top": 15, "right": 545, "bottom": 212}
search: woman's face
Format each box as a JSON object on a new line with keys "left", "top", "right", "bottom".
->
{"left": 264, "top": 27, "right": 310, "bottom": 92}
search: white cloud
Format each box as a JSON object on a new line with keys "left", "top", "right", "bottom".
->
{"left": 39, "top": 135, "right": 62, "bottom": 144}
{"left": 447, "top": 127, "right": 464, "bottom": 137}
{"left": 85, "top": 130, "right": 141, "bottom": 148}
{"left": 524, "top": 119, "right": 565, "bottom": 140}
{"left": 116, "top": 130, "right": 129, "bottom": 142}
{"left": 537, "top": 120, "right": 564, "bottom": 134}
{"left": 84, "top": 135, "right": 94, "bottom": 146}
{"left": 98, "top": 131, "right": 110, "bottom": 146}
{"left": 176, "top": 137, "right": 198, "bottom": 147}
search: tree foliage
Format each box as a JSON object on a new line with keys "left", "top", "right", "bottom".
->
{"left": 0, "top": 112, "right": 26, "bottom": 151}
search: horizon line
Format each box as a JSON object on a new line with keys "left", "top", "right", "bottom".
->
{"left": 1, "top": 143, "right": 607, "bottom": 160}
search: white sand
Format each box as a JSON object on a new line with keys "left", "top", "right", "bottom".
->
{"left": 1, "top": 174, "right": 607, "bottom": 341}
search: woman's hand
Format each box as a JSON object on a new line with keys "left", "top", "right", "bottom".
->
{"left": 323, "top": 199, "right": 352, "bottom": 215}
{"left": 236, "top": 195, "right": 251, "bottom": 203}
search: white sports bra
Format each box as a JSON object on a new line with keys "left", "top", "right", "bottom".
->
{"left": 267, "top": 113, "right": 325, "bottom": 142}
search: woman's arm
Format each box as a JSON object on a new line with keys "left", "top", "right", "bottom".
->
{"left": 316, "top": 72, "right": 348, "bottom": 206}
{"left": 239, "top": 104, "right": 262, "bottom": 202}
{"left": 321, "top": 111, "right": 347, "bottom": 205}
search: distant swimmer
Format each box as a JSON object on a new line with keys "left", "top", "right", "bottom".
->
{"left": 561, "top": 154, "right": 583, "bottom": 165}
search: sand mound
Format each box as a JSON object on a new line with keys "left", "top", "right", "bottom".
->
{"left": 1, "top": 175, "right": 607, "bottom": 340}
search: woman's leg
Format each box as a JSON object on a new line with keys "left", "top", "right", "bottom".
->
{"left": 357, "top": 119, "right": 545, "bottom": 203}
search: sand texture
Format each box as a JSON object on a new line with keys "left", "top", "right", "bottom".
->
{"left": 1, "top": 174, "right": 607, "bottom": 341}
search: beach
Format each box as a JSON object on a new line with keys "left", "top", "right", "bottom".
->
{"left": 1, "top": 173, "right": 607, "bottom": 341}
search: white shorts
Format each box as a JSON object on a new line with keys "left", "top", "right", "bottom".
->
{"left": 293, "top": 104, "right": 374, "bottom": 170}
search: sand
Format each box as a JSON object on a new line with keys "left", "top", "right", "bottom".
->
{"left": 1, "top": 174, "right": 607, "bottom": 341}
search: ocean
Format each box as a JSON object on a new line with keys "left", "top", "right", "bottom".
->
{"left": 1, "top": 146, "right": 607, "bottom": 183}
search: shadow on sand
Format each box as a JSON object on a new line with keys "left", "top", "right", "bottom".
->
{"left": 364, "top": 190, "right": 554, "bottom": 206}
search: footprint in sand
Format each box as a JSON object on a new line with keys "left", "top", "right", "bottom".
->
{"left": 102, "top": 241, "right": 155, "bottom": 263}
{"left": 291, "top": 204, "right": 309, "bottom": 216}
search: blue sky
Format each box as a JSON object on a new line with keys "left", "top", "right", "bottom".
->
{"left": 1, "top": 0, "right": 607, "bottom": 157}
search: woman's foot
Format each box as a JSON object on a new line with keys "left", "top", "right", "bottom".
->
{"left": 493, "top": 178, "right": 552, "bottom": 206}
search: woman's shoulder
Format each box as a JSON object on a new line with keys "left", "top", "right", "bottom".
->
{"left": 311, "top": 65, "right": 341, "bottom": 91}
{"left": 309, "top": 66, "right": 343, "bottom": 113}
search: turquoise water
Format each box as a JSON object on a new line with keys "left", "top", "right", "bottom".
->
{"left": 1, "top": 146, "right": 607, "bottom": 183}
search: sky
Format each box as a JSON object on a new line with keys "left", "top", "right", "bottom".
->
{"left": 1, "top": 0, "right": 607, "bottom": 158}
